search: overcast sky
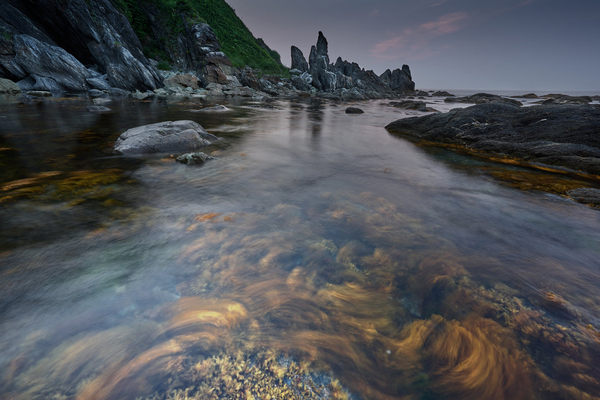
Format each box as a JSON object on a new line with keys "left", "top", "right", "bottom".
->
{"left": 226, "top": 0, "right": 600, "bottom": 91}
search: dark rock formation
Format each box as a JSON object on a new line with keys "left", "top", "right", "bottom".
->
{"left": 519, "top": 93, "right": 538, "bottom": 99}
{"left": 389, "top": 100, "right": 429, "bottom": 112}
{"left": 291, "top": 31, "right": 415, "bottom": 97}
{"left": 567, "top": 188, "right": 600, "bottom": 206}
{"left": 291, "top": 46, "right": 309, "bottom": 72}
{"left": 380, "top": 66, "right": 415, "bottom": 92}
{"left": 539, "top": 94, "right": 591, "bottom": 105}
{"left": 0, "top": 0, "right": 161, "bottom": 92}
{"left": 432, "top": 91, "right": 454, "bottom": 97}
{"left": 345, "top": 107, "right": 364, "bottom": 114}
{"left": 444, "top": 93, "right": 522, "bottom": 106}
{"left": 114, "top": 120, "right": 219, "bottom": 155}
{"left": 385, "top": 103, "right": 600, "bottom": 175}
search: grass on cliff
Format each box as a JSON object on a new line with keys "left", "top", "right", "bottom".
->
{"left": 112, "top": 0, "right": 287, "bottom": 75}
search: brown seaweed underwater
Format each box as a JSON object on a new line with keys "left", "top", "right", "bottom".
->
{"left": 1, "top": 99, "right": 600, "bottom": 399}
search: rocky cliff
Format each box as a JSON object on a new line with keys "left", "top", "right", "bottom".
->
{"left": 290, "top": 32, "right": 415, "bottom": 98}
{"left": 0, "top": 0, "right": 162, "bottom": 93}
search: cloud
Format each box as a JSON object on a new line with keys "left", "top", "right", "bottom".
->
{"left": 371, "top": 12, "right": 469, "bottom": 60}
{"left": 429, "top": 0, "right": 449, "bottom": 7}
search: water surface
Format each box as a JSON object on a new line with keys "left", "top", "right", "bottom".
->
{"left": 1, "top": 97, "right": 599, "bottom": 399}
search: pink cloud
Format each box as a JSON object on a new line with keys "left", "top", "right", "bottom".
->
{"left": 372, "top": 12, "right": 469, "bottom": 60}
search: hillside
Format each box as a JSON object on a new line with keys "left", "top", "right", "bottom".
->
{"left": 112, "top": 0, "right": 287, "bottom": 75}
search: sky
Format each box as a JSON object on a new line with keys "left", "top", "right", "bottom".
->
{"left": 225, "top": 0, "right": 600, "bottom": 92}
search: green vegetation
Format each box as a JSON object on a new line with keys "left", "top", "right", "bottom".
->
{"left": 111, "top": 0, "right": 287, "bottom": 75}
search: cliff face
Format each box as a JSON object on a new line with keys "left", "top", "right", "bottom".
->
{"left": 0, "top": 0, "right": 162, "bottom": 92}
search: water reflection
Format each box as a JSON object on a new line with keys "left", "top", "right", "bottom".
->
{"left": 1, "top": 98, "right": 599, "bottom": 399}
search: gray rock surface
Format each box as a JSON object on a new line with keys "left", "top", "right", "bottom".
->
{"left": 385, "top": 103, "right": 600, "bottom": 175}
{"left": 115, "top": 120, "right": 219, "bottom": 155}
{"left": 291, "top": 46, "right": 309, "bottom": 72}
{"left": 0, "top": 0, "right": 161, "bottom": 91}
{"left": 444, "top": 93, "right": 522, "bottom": 106}
{"left": 176, "top": 152, "right": 214, "bottom": 165}
{"left": 0, "top": 77, "right": 20, "bottom": 93}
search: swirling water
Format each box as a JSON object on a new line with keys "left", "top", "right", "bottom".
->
{"left": 1, "top": 97, "right": 599, "bottom": 399}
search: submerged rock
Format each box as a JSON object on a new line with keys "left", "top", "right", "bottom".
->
{"left": 176, "top": 152, "right": 214, "bottom": 165}
{"left": 114, "top": 120, "right": 219, "bottom": 155}
{"left": 195, "top": 104, "right": 230, "bottom": 112}
{"left": 345, "top": 107, "right": 364, "bottom": 114}
{"left": 86, "top": 105, "right": 111, "bottom": 112}
{"left": 389, "top": 100, "right": 429, "bottom": 111}
{"left": 386, "top": 103, "right": 600, "bottom": 175}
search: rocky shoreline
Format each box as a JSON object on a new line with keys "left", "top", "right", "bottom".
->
{"left": 386, "top": 102, "right": 600, "bottom": 206}
{"left": 0, "top": 1, "right": 415, "bottom": 102}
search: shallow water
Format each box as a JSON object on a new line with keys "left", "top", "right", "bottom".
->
{"left": 1, "top": 97, "right": 599, "bottom": 399}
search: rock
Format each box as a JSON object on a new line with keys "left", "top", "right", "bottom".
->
{"left": 291, "top": 46, "right": 309, "bottom": 72}
{"left": 291, "top": 31, "right": 415, "bottom": 96}
{"left": 195, "top": 105, "right": 230, "bottom": 112}
{"left": 345, "top": 107, "right": 364, "bottom": 114}
{"left": 0, "top": 1, "right": 162, "bottom": 91}
{"left": 539, "top": 94, "right": 591, "bottom": 105}
{"left": 444, "top": 93, "right": 522, "bottom": 106}
{"left": 566, "top": 188, "right": 600, "bottom": 206}
{"left": 114, "top": 120, "right": 219, "bottom": 155}
{"left": 26, "top": 90, "right": 52, "bottom": 97}
{"left": 389, "top": 100, "right": 429, "bottom": 112}
{"left": 93, "top": 97, "right": 111, "bottom": 105}
{"left": 87, "top": 105, "right": 111, "bottom": 112}
{"left": 432, "top": 91, "right": 454, "bottom": 97}
{"left": 108, "top": 87, "right": 130, "bottom": 97}
{"left": 0, "top": 78, "right": 20, "bottom": 93}
{"left": 131, "top": 90, "right": 153, "bottom": 100}
{"left": 86, "top": 77, "right": 111, "bottom": 90}
{"left": 4, "top": 34, "right": 91, "bottom": 92}
{"left": 385, "top": 103, "right": 600, "bottom": 175}
{"left": 88, "top": 89, "right": 107, "bottom": 98}
{"left": 176, "top": 152, "right": 214, "bottom": 165}
{"left": 519, "top": 93, "right": 538, "bottom": 99}
{"left": 164, "top": 73, "right": 199, "bottom": 90}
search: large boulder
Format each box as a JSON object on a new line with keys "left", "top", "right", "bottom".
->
{"left": 380, "top": 66, "right": 414, "bottom": 92}
{"left": 114, "top": 120, "right": 219, "bottom": 155}
{"left": 0, "top": 77, "right": 20, "bottom": 93}
{"left": 385, "top": 103, "right": 600, "bottom": 175}
{"left": 291, "top": 46, "right": 308, "bottom": 72}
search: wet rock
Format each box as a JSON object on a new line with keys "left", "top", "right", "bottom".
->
{"left": 108, "top": 87, "right": 129, "bottom": 97}
{"left": 114, "top": 120, "right": 219, "bottom": 155}
{"left": 176, "top": 151, "right": 214, "bottom": 165}
{"left": 92, "top": 97, "right": 111, "bottom": 105}
{"left": 196, "top": 105, "right": 230, "bottom": 112}
{"left": 567, "top": 188, "right": 600, "bottom": 206}
{"left": 389, "top": 100, "right": 429, "bottom": 111}
{"left": 26, "top": 90, "right": 51, "bottom": 97}
{"left": 88, "top": 89, "right": 106, "bottom": 98}
{"left": 291, "top": 45, "right": 309, "bottom": 72}
{"left": 539, "top": 94, "right": 592, "bottom": 105}
{"left": 0, "top": 78, "right": 21, "bottom": 93}
{"left": 432, "top": 90, "right": 454, "bottom": 97}
{"left": 86, "top": 105, "right": 111, "bottom": 112}
{"left": 345, "top": 107, "right": 364, "bottom": 114}
{"left": 86, "top": 76, "right": 111, "bottom": 90}
{"left": 444, "top": 93, "right": 522, "bottom": 106}
{"left": 385, "top": 103, "right": 600, "bottom": 175}
{"left": 519, "top": 93, "right": 538, "bottom": 99}
{"left": 164, "top": 73, "right": 199, "bottom": 90}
